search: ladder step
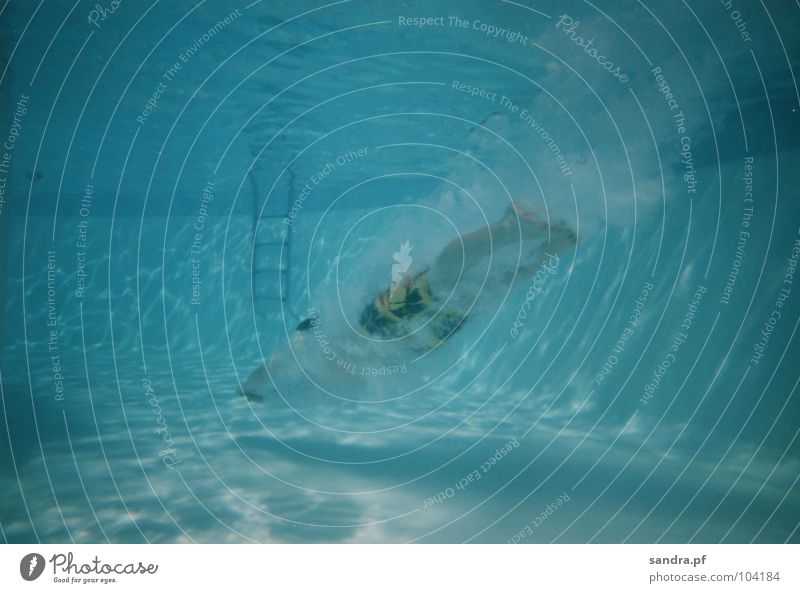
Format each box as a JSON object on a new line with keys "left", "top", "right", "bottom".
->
{"left": 253, "top": 254, "right": 287, "bottom": 267}
{"left": 254, "top": 241, "right": 287, "bottom": 247}
{"left": 252, "top": 282, "right": 285, "bottom": 290}
{"left": 254, "top": 293, "right": 286, "bottom": 299}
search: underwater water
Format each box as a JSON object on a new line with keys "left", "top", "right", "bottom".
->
{"left": 0, "top": 0, "right": 798, "bottom": 543}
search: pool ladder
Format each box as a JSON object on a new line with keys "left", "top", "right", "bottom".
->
{"left": 250, "top": 167, "right": 293, "bottom": 307}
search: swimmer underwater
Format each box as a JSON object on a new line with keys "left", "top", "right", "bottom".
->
{"left": 240, "top": 203, "right": 577, "bottom": 401}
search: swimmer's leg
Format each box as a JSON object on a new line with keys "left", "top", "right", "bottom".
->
{"left": 428, "top": 202, "right": 574, "bottom": 293}
{"left": 506, "top": 206, "right": 576, "bottom": 281}
{"left": 499, "top": 202, "right": 577, "bottom": 248}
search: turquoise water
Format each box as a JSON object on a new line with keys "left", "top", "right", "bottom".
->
{"left": 0, "top": 0, "right": 799, "bottom": 543}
